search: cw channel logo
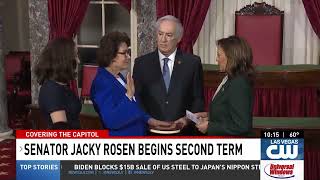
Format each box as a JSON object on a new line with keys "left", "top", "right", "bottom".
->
{"left": 261, "top": 139, "right": 304, "bottom": 160}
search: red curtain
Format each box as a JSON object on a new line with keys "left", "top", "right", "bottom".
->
{"left": 48, "top": 0, "right": 90, "bottom": 40}
{"left": 204, "top": 87, "right": 319, "bottom": 117}
{"left": 157, "top": 0, "right": 211, "bottom": 54}
{"left": 48, "top": 0, "right": 90, "bottom": 96}
{"left": 305, "top": 146, "right": 320, "bottom": 180}
{"left": 302, "top": 0, "right": 320, "bottom": 39}
{"left": 117, "top": 0, "right": 131, "bottom": 12}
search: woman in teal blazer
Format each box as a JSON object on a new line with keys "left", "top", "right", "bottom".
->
{"left": 90, "top": 32, "right": 171, "bottom": 136}
{"left": 196, "top": 36, "right": 255, "bottom": 136}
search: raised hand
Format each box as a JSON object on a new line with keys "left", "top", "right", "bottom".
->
{"left": 126, "top": 72, "right": 135, "bottom": 99}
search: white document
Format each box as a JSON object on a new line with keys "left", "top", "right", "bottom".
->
{"left": 186, "top": 110, "right": 199, "bottom": 124}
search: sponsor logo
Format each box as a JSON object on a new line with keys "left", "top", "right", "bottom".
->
{"left": 266, "top": 145, "right": 298, "bottom": 160}
{"left": 264, "top": 163, "right": 295, "bottom": 179}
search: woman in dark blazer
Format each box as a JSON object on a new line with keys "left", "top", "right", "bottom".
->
{"left": 90, "top": 32, "right": 171, "bottom": 136}
{"left": 196, "top": 36, "right": 255, "bottom": 136}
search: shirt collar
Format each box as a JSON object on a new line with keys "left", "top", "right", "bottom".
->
{"left": 158, "top": 49, "right": 177, "bottom": 62}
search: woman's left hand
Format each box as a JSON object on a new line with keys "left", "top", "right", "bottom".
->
{"left": 196, "top": 120, "right": 209, "bottom": 134}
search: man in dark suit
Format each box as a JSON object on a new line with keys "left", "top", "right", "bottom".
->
{"left": 133, "top": 15, "right": 204, "bottom": 135}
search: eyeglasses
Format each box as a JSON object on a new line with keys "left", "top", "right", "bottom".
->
{"left": 117, "top": 49, "right": 131, "bottom": 56}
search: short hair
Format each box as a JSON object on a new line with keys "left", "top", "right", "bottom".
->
{"left": 96, "top": 31, "right": 130, "bottom": 67}
{"left": 155, "top": 15, "right": 184, "bottom": 40}
{"left": 35, "top": 38, "right": 77, "bottom": 85}
{"left": 217, "top": 36, "right": 255, "bottom": 82}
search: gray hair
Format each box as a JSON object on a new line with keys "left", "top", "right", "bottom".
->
{"left": 155, "top": 15, "right": 184, "bottom": 40}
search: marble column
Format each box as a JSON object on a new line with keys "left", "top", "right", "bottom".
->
{"left": 28, "top": 0, "right": 49, "bottom": 105}
{"left": 136, "top": 0, "right": 157, "bottom": 57}
{"left": 0, "top": 17, "right": 12, "bottom": 136}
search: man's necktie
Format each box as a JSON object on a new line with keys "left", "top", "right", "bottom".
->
{"left": 162, "top": 58, "right": 170, "bottom": 91}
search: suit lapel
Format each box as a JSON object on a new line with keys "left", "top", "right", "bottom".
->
{"left": 168, "top": 50, "right": 183, "bottom": 93}
{"left": 212, "top": 79, "right": 230, "bottom": 103}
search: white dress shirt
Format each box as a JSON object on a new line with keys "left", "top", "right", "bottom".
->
{"left": 212, "top": 75, "right": 228, "bottom": 101}
{"left": 158, "top": 49, "right": 177, "bottom": 77}
{"left": 116, "top": 76, "right": 126, "bottom": 87}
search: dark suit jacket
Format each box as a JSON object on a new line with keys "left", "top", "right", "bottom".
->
{"left": 208, "top": 75, "right": 253, "bottom": 136}
{"left": 133, "top": 49, "right": 205, "bottom": 123}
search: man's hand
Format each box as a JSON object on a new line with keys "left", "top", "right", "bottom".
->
{"left": 173, "top": 117, "right": 188, "bottom": 129}
{"left": 148, "top": 118, "right": 172, "bottom": 128}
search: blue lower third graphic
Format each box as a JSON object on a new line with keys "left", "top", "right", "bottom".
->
{"left": 16, "top": 160, "right": 60, "bottom": 180}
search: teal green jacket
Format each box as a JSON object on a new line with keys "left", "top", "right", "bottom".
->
{"left": 208, "top": 75, "right": 253, "bottom": 136}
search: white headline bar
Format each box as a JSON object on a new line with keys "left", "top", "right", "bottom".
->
{"left": 16, "top": 138, "right": 261, "bottom": 161}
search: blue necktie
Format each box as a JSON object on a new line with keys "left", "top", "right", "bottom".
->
{"left": 162, "top": 58, "right": 170, "bottom": 91}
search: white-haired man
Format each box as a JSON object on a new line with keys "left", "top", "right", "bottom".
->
{"left": 133, "top": 15, "right": 205, "bottom": 135}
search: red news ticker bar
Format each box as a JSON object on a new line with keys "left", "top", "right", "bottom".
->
{"left": 16, "top": 130, "right": 109, "bottom": 139}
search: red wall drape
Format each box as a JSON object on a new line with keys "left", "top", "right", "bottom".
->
{"left": 48, "top": 0, "right": 90, "bottom": 96}
{"left": 303, "top": 0, "right": 320, "bottom": 39}
{"left": 305, "top": 146, "right": 320, "bottom": 180}
{"left": 48, "top": 0, "right": 90, "bottom": 40}
{"left": 157, "top": 0, "right": 211, "bottom": 54}
{"left": 204, "top": 87, "right": 319, "bottom": 117}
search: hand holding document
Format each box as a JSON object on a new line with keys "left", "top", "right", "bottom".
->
{"left": 192, "top": 112, "right": 209, "bottom": 134}
{"left": 186, "top": 110, "right": 200, "bottom": 124}
{"left": 186, "top": 111, "right": 209, "bottom": 124}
